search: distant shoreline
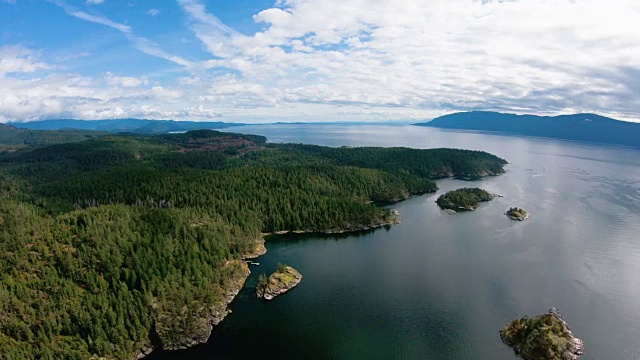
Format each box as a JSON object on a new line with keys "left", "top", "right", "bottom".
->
{"left": 413, "top": 125, "right": 640, "bottom": 151}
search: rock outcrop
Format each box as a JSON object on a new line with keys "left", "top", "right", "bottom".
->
{"left": 500, "top": 308, "right": 584, "bottom": 360}
{"left": 256, "top": 266, "right": 302, "bottom": 301}
{"left": 505, "top": 207, "right": 531, "bottom": 221}
{"left": 244, "top": 237, "right": 267, "bottom": 259}
{"left": 152, "top": 261, "right": 250, "bottom": 352}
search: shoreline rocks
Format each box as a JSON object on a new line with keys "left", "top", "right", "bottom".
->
{"left": 505, "top": 207, "right": 531, "bottom": 221}
{"left": 500, "top": 308, "right": 584, "bottom": 360}
{"left": 264, "top": 210, "right": 401, "bottom": 236}
{"left": 257, "top": 265, "right": 302, "bottom": 300}
{"left": 243, "top": 237, "right": 267, "bottom": 259}
{"left": 135, "top": 236, "right": 269, "bottom": 358}
{"left": 138, "top": 261, "right": 251, "bottom": 358}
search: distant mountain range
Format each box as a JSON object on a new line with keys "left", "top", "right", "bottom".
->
{"left": 7, "top": 119, "right": 246, "bottom": 134}
{"left": 413, "top": 111, "right": 640, "bottom": 149}
{"left": 0, "top": 123, "right": 105, "bottom": 148}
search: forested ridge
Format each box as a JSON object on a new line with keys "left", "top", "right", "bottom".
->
{"left": 415, "top": 111, "right": 640, "bottom": 149}
{"left": 0, "top": 129, "right": 507, "bottom": 359}
{"left": 0, "top": 123, "right": 105, "bottom": 151}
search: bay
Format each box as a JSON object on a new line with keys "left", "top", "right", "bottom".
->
{"left": 149, "top": 125, "right": 640, "bottom": 360}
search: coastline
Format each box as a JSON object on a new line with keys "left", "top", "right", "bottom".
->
{"left": 134, "top": 261, "right": 251, "bottom": 359}
{"left": 263, "top": 213, "right": 401, "bottom": 237}
{"left": 506, "top": 213, "right": 531, "bottom": 221}
{"left": 134, "top": 214, "right": 401, "bottom": 359}
{"left": 132, "top": 171, "right": 505, "bottom": 359}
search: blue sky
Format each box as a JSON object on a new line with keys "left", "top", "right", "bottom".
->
{"left": 1, "top": 0, "right": 639, "bottom": 122}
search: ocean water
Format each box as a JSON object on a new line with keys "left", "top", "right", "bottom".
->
{"left": 149, "top": 125, "right": 640, "bottom": 360}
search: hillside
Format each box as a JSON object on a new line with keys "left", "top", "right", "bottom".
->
{"left": 0, "top": 130, "right": 507, "bottom": 359}
{"left": 413, "top": 111, "right": 640, "bottom": 148}
{"left": 0, "top": 123, "right": 105, "bottom": 150}
{"left": 7, "top": 118, "right": 246, "bottom": 134}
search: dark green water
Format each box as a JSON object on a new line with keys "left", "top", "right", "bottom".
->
{"left": 150, "top": 125, "right": 640, "bottom": 360}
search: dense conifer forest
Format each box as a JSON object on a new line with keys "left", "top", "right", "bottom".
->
{"left": 436, "top": 188, "right": 496, "bottom": 211}
{"left": 0, "top": 128, "right": 507, "bottom": 359}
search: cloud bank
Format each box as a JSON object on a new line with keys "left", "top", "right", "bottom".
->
{"left": 1, "top": 0, "right": 639, "bottom": 122}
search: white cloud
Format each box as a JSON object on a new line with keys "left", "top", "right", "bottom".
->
{"left": 52, "top": 0, "right": 193, "bottom": 67}
{"left": 178, "top": 76, "right": 201, "bottom": 85}
{"left": 53, "top": 0, "right": 130, "bottom": 32}
{"left": 147, "top": 8, "right": 160, "bottom": 16}
{"left": 128, "top": 35, "right": 194, "bottom": 67}
{"left": 0, "top": 45, "right": 190, "bottom": 122}
{"left": 0, "top": 45, "right": 50, "bottom": 76}
{"left": 3, "top": 0, "right": 640, "bottom": 122}
{"left": 171, "top": 0, "right": 640, "bottom": 122}
{"left": 177, "top": 0, "right": 241, "bottom": 58}
{"left": 104, "top": 72, "right": 148, "bottom": 87}
{"left": 151, "top": 86, "right": 183, "bottom": 100}
{"left": 55, "top": 51, "right": 92, "bottom": 62}
{"left": 86, "top": 0, "right": 104, "bottom": 4}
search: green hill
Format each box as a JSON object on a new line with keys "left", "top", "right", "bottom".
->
{"left": 8, "top": 118, "right": 246, "bottom": 134}
{"left": 414, "top": 111, "right": 640, "bottom": 149}
{"left": 0, "top": 124, "right": 105, "bottom": 150}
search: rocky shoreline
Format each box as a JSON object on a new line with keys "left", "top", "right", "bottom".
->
{"left": 500, "top": 308, "right": 584, "bottom": 360}
{"left": 133, "top": 260, "right": 253, "bottom": 359}
{"left": 437, "top": 169, "right": 505, "bottom": 180}
{"left": 266, "top": 210, "right": 401, "bottom": 236}
{"left": 131, "top": 173, "right": 509, "bottom": 359}
{"left": 505, "top": 207, "right": 531, "bottom": 221}
{"left": 166, "top": 261, "right": 251, "bottom": 351}
{"left": 436, "top": 188, "right": 497, "bottom": 212}
{"left": 243, "top": 236, "right": 268, "bottom": 259}
{"left": 257, "top": 266, "right": 303, "bottom": 300}
{"left": 132, "top": 213, "right": 402, "bottom": 359}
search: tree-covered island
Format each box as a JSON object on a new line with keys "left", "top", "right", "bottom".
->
{"left": 0, "top": 127, "right": 507, "bottom": 359}
{"left": 506, "top": 207, "right": 531, "bottom": 221}
{"left": 436, "top": 188, "right": 496, "bottom": 212}
{"left": 256, "top": 264, "right": 303, "bottom": 300}
{"left": 500, "top": 308, "right": 584, "bottom": 360}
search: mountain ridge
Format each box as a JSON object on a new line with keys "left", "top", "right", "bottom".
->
{"left": 7, "top": 118, "right": 246, "bottom": 134}
{"left": 0, "top": 124, "right": 105, "bottom": 148}
{"left": 413, "top": 111, "right": 640, "bottom": 149}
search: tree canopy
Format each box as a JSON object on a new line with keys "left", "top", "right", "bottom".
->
{"left": 0, "top": 129, "right": 507, "bottom": 359}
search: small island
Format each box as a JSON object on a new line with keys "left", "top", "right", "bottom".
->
{"left": 505, "top": 207, "right": 530, "bottom": 221}
{"left": 256, "top": 264, "right": 302, "bottom": 300}
{"left": 500, "top": 308, "right": 584, "bottom": 360}
{"left": 436, "top": 188, "right": 496, "bottom": 212}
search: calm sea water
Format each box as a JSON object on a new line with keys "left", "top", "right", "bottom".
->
{"left": 149, "top": 125, "right": 640, "bottom": 360}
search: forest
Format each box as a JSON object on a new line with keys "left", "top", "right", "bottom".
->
{"left": 500, "top": 310, "right": 583, "bottom": 360}
{"left": 0, "top": 128, "right": 507, "bottom": 359}
{"left": 436, "top": 188, "right": 495, "bottom": 211}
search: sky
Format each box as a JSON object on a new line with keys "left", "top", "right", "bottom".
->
{"left": 0, "top": 0, "right": 639, "bottom": 123}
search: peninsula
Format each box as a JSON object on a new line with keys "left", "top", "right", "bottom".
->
{"left": 257, "top": 264, "right": 303, "bottom": 300}
{"left": 500, "top": 308, "right": 584, "bottom": 360}
{"left": 0, "top": 127, "right": 507, "bottom": 359}
{"left": 436, "top": 188, "right": 496, "bottom": 212}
